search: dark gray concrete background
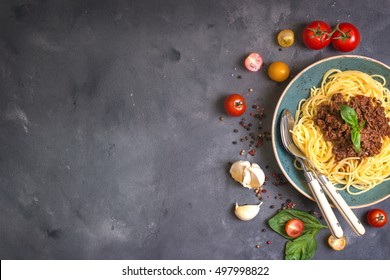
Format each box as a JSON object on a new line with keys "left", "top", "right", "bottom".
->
{"left": 0, "top": 0, "right": 389, "bottom": 260}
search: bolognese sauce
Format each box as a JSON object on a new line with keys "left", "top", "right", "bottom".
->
{"left": 314, "top": 93, "right": 390, "bottom": 161}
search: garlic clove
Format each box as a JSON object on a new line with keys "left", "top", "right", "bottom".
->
{"left": 234, "top": 202, "right": 263, "bottom": 221}
{"left": 247, "top": 163, "right": 265, "bottom": 188}
{"left": 229, "top": 160, "right": 265, "bottom": 189}
{"left": 230, "top": 160, "right": 250, "bottom": 183}
{"left": 242, "top": 167, "right": 252, "bottom": 188}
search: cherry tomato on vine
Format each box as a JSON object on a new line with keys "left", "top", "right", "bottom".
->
{"left": 224, "top": 94, "right": 246, "bottom": 117}
{"left": 367, "top": 208, "right": 388, "bottom": 228}
{"left": 285, "top": 219, "right": 304, "bottom": 238}
{"left": 268, "top": 61, "right": 290, "bottom": 82}
{"left": 302, "top": 20, "right": 332, "bottom": 50}
{"left": 244, "top": 52, "right": 263, "bottom": 72}
{"left": 331, "top": 22, "right": 360, "bottom": 52}
{"left": 328, "top": 235, "right": 347, "bottom": 251}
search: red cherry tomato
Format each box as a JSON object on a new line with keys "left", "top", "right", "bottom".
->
{"left": 331, "top": 22, "right": 360, "bottom": 52}
{"left": 285, "top": 219, "right": 305, "bottom": 238}
{"left": 367, "top": 208, "right": 388, "bottom": 228}
{"left": 224, "top": 94, "right": 246, "bottom": 117}
{"left": 244, "top": 52, "right": 263, "bottom": 72}
{"left": 302, "top": 20, "right": 332, "bottom": 50}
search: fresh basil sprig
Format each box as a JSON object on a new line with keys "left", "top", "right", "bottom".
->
{"left": 339, "top": 104, "right": 365, "bottom": 154}
{"left": 268, "top": 209, "right": 327, "bottom": 260}
{"left": 285, "top": 234, "right": 317, "bottom": 260}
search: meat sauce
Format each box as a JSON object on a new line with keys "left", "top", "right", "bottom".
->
{"left": 314, "top": 93, "right": 390, "bottom": 161}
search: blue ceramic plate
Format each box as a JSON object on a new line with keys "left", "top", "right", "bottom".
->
{"left": 272, "top": 55, "right": 390, "bottom": 208}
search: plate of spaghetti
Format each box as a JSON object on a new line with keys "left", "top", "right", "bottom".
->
{"left": 272, "top": 55, "right": 390, "bottom": 208}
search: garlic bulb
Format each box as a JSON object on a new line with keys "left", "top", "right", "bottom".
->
{"left": 234, "top": 202, "right": 263, "bottom": 221}
{"left": 229, "top": 160, "right": 265, "bottom": 189}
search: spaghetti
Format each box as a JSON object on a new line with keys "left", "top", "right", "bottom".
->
{"left": 292, "top": 69, "right": 390, "bottom": 195}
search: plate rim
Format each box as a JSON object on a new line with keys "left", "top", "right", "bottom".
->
{"left": 271, "top": 54, "right": 390, "bottom": 209}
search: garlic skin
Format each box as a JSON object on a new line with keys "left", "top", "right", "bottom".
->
{"left": 234, "top": 202, "right": 263, "bottom": 221}
{"left": 229, "top": 160, "right": 265, "bottom": 189}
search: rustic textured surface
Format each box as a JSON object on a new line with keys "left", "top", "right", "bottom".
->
{"left": 0, "top": 0, "right": 389, "bottom": 259}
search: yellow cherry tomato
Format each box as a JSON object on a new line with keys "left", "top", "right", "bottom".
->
{"left": 268, "top": 61, "right": 290, "bottom": 82}
{"left": 277, "top": 29, "right": 295, "bottom": 47}
{"left": 328, "top": 235, "right": 347, "bottom": 251}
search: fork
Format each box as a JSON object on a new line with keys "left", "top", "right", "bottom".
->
{"left": 280, "top": 109, "right": 344, "bottom": 239}
{"left": 281, "top": 109, "right": 365, "bottom": 237}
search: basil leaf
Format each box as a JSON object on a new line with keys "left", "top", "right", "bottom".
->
{"left": 268, "top": 209, "right": 327, "bottom": 240}
{"left": 351, "top": 128, "right": 361, "bottom": 153}
{"left": 340, "top": 104, "right": 358, "bottom": 127}
{"left": 285, "top": 234, "right": 317, "bottom": 260}
{"left": 339, "top": 105, "right": 365, "bottom": 154}
{"left": 268, "top": 209, "right": 327, "bottom": 260}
